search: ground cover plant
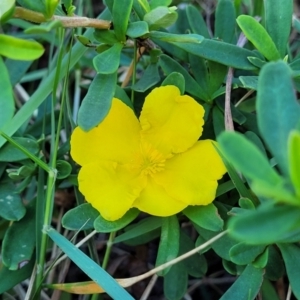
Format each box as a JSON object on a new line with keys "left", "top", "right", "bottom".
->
{"left": 1, "top": 0, "right": 300, "bottom": 299}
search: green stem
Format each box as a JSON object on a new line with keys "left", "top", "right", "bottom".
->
{"left": 102, "top": 232, "right": 116, "bottom": 270}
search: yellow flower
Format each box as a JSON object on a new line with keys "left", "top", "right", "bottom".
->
{"left": 71, "top": 86, "right": 226, "bottom": 221}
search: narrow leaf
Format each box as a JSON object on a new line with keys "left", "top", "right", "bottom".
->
{"left": 257, "top": 61, "right": 300, "bottom": 176}
{"left": 78, "top": 72, "right": 117, "bottom": 131}
{"left": 237, "top": 15, "right": 280, "bottom": 61}
{"left": 0, "top": 34, "right": 44, "bottom": 60}
{"left": 288, "top": 130, "right": 300, "bottom": 197}
{"left": 46, "top": 226, "right": 134, "bottom": 299}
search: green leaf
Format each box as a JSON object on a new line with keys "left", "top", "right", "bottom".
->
{"left": 56, "top": 160, "right": 72, "bottom": 179}
{"left": 0, "top": 56, "right": 14, "bottom": 128}
{"left": 159, "top": 54, "right": 207, "bottom": 100}
{"left": 0, "top": 181, "right": 25, "bottom": 221}
{"left": 24, "top": 20, "right": 62, "bottom": 33}
{"left": 229, "top": 203, "right": 300, "bottom": 245}
{"left": 0, "top": 137, "right": 39, "bottom": 162}
{"left": 132, "top": 0, "right": 150, "bottom": 19}
{"left": 94, "top": 208, "right": 139, "bottom": 233}
{"left": 229, "top": 242, "right": 266, "bottom": 265}
{"left": 2, "top": 202, "right": 36, "bottom": 270}
{"left": 265, "top": 245, "right": 285, "bottom": 280}
{"left": 155, "top": 216, "right": 180, "bottom": 276}
{"left": 179, "top": 230, "right": 207, "bottom": 277}
{"left": 161, "top": 72, "right": 185, "bottom": 94}
{"left": 186, "top": 5, "right": 210, "bottom": 38}
{"left": 78, "top": 72, "right": 117, "bottom": 131}
{"left": 151, "top": 31, "right": 258, "bottom": 70}
{"left": 45, "top": 226, "right": 134, "bottom": 300}
{"left": 220, "top": 264, "right": 264, "bottom": 300}
{"left": 112, "top": 0, "right": 133, "bottom": 41}
{"left": 288, "top": 130, "right": 300, "bottom": 197}
{"left": 239, "top": 76, "right": 258, "bottom": 90}
{"left": 164, "top": 263, "right": 187, "bottom": 300}
{"left": 94, "top": 30, "right": 119, "bottom": 45}
{"left": 0, "top": 0, "right": 15, "bottom": 24}
{"left": 257, "top": 61, "right": 300, "bottom": 176}
{"left": 0, "top": 34, "right": 44, "bottom": 60}
{"left": 149, "top": 0, "right": 172, "bottom": 9}
{"left": 93, "top": 43, "right": 123, "bottom": 74}
{"left": 278, "top": 243, "right": 300, "bottom": 299}
{"left": 62, "top": 203, "right": 99, "bottom": 231}
{"left": 264, "top": 0, "right": 293, "bottom": 57}
{"left": 114, "top": 216, "right": 162, "bottom": 244}
{"left": 218, "top": 132, "right": 297, "bottom": 204}
{"left": 45, "top": 0, "right": 59, "bottom": 19}
{"left": 144, "top": 6, "right": 177, "bottom": 30}
{"left": 0, "top": 257, "right": 34, "bottom": 294}
{"left": 183, "top": 204, "right": 224, "bottom": 232}
{"left": 215, "top": 0, "right": 235, "bottom": 43}
{"left": 237, "top": 15, "right": 280, "bottom": 61}
{"left": 132, "top": 63, "right": 160, "bottom": 92}
{"left": 126, "top": 21, "right": 149, "bottom": 38}
{"left": 16, "top": 0, "right": 45, "bottom": 13}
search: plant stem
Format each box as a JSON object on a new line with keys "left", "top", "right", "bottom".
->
{"left": 102, "top": 232, "right": 116, "bottom": 270}
{"left": 13, "top": 6, "right": 111, "bottom": 29}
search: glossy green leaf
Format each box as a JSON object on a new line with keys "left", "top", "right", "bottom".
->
{"left": 229, "top": 203, "right": 300, "bottom": 245}
{"left": 252, "top": 247, "right": 269, "bottom": 269}
{"left": 0, "top": 34, "right": 44, "bottom": 60}
{"left": 229, "top": 242, "right": 266, "bottom": 265}
{"left": 93, "top": 43, "right": 123, "bottom": 74}
{"left": 62, "top": 203, "right": 99, "bottom": 231}
{"left": 144, "top": 6, "right": 177, "bottom": 30}
{"left": 278, "top": 243, "right": 300, "bottom": 299}
{"left": 186, "top": 5, "right": 210, "bottom": 38}
{"left": 132, "top": 0, "right": 150, "bottom": 19}
{"left": 0, "top": 0, "right": 15, "bottom": 23}
{"left": 2, "top": 202, "right": 36, "bottom": 270}
{"left": 164, "top": 262, "right": 187, "bottom": 300}
{"left": 288, "top": 130, "right": 300, "bottom": 197}
{"left": 126, "top": 21, "right": 149, "bottom": 38}
{"left": 159, "top": 54, "right": 207, "bottom": 100}
{"left": 215, "top": 0, "right": 235, "bottom": 43}
{"left": 0, "top": 257, "right": 34, "bottom": 294}
{"left": 0, "top": 181, "right": 25, "bottom": 221}
{"left": 112, "top": 0, "right": 133, "bottom": 41}
{"left": 161, "top": 72, "right": 185, "bottom": 94}
{"left": 0, "top": 137, "right": 39, "bottom": 162}
{"left": 257, "top": 61, "right": 300, "bottom": 176}
{"left": 0, "top": 56, "right": 14, "bottom": 128}
{"left": 183, "top": 204, "right": 224, "bottom": 232}
{"left": 46, "top": 226, "right": 134, "bottom": 299}
{"left": 155, "top": 216, "right": 180, "bottom": 276}
{"left": 239, "top": 76, "right": 258, "bottom": 90}
{"left": 132, "top": 63, "right": 160, "bottom": 92}
{"left": 114, "top": 216, "right": 162, "bottom": 244}
{"left": 94, "top": 208, "right": 139, "bottom": 233}
{"left": 151, "top": 31, "right": 258, "bottom": 70}
{"left": 237, "top": 15, "right": 280, "bottom": 61}
{"left": 220, "top": 264, "right": 264, "bottom": 300}
{"left": 264, "top": 0, "right": 293, "bottom": 57}
{"left": 78, "top": 72, "right": 117, "bottom": 131}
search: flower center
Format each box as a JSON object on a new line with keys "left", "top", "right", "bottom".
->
{"left": 133, "top": 141, "right": 166, "bottom": 177}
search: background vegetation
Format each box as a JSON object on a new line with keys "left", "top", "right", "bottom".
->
{"left": 0, "top": 0, "right": 300, "bottom": 299}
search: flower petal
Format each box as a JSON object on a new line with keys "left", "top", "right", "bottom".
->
{"left": 71, "top": 99, "right": 140, "bottom": 166}
{"left": 139, "top": 86, "right": 204, "bottom": 156}
{"left": 133, "top": 177, "right": 188, "bottom": 216}
{"left": 154, "top": 140, "right": 227, "bottom": 205}
{"left": 78, "top": 161, "right": 145, "bottom": 221}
